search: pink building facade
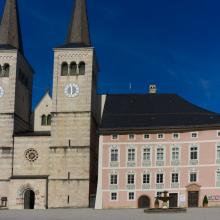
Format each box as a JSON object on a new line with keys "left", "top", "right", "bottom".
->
{"left": 95, "top": 93, "right": 220, "bottom": 209}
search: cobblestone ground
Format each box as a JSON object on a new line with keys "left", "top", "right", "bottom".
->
{"left": 0, "top": 208, "right": 220, "bottom": 220}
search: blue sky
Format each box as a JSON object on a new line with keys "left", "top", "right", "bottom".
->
{"left": 1, "top": 0, "right": 220, "bottom": 113}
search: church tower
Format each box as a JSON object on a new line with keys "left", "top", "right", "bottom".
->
{"left": 0, "top": 0, "right": 33, "bottom": 138}
{"left": 0, "top": 0, "right": 33, "bottom": 203}
{"left": 0, "top": 0, "right": 33, "bottom": 147}
{"left": 49, "top": 0, "right": 101, "bottom": 208}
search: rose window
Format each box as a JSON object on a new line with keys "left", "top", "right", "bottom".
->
{"left": 25, "top": 149, "right": 39, "bottom": 162}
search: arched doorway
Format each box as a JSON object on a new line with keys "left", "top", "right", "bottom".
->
{"left": 138, "top": 195, "right": 150, "bottom": 208}
{"left": 24, "top": 189, "right": 35, "bottom": 209}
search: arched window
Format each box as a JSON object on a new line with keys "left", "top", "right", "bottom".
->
{"left": 78, "top": 61, "right": 85, "bottom": 75}
{"left": 3, "top": 64, "right": 10, "bottom": 77}
{"left": 47, "top": 114, "right": 52, "bottom": 126}
{"left": 41, "top": 115, "right": 47, "bottom": 126}
{"left": 70, "top": 62, "right": 77, "bottom": 75}
{"left": 61, "top": 62, "right": 68, "bottom": 76}
{"left": 0, "top": 65, "right": 2, "bottom": 77}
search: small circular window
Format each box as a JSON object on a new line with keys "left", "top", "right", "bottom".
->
{"left": 25, "top": 149, "right": 38, "bottom": 162}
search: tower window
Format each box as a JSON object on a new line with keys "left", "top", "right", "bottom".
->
{"left": 0, "top": 64, "right": 10, "bottom": 77}
{"left": 3, "top": 64, "right": 10, "bottom": 77}
{"left": 61, "top": 62, "right": 68, "bottom": 76}
{"left": 47, "top": 115, "right": 52, "bottom": 125}
{"left": 0, "top": 65, "right": 2, "bottom": 76}
{"left": 41, "top": 114, "right": 52, "bottom": 126}
{"left": 78, "top": 61, "right": 85, "bottom": 75}
{"left": 41, "top": 115, "right": 47, "bottom": 126}
{"left": 70, "top": 62, "right": 77, "bottom": 75}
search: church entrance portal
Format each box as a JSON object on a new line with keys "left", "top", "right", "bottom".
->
{"left": 24, "top": 189, "right": 35, "bottom": 209}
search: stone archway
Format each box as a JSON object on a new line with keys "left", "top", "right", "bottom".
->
{"left": 24, "top": 189, "right": 35, "bottom": 209}
{"left": 186, "top": 183, "right": 201, "bottom": 208}
{"left": 138, "top": 195, "right": 151, "bottom": 208}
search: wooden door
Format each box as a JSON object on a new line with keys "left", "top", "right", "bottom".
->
{"left": 188, "top": 191, "right": 199, "bottom": 207}
{"left": 24, "top": 190, "right": 35, "bottom": 209}
{"left": 138, "top": 196, "right": 150, "bottom": 208}
{"left": 169, "top": 193, "right": 178, "bottom": 208}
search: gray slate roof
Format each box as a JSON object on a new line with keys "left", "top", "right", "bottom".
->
{"left": 0, "top": 0, "right": 23, "bottom": 53}
{"left": 100, "top": 94, "right": 220, "bottom": 133}
{"left": 58, "top": 0, "right": 91, "bottom": 48}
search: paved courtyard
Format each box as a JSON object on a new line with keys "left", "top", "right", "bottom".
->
{"left": 0, "top": 208, "right": 220, "bottom": 220}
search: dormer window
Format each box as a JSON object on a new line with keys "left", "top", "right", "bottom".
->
{"left": 157, "top": 133, "right": 164, "bottom": 139}
{"left": 173, "top": 133, "right": 180, "bottom": 139}
{"left": 144, "top": 134, "right": 150, "bottom": 140}
{"left": 191, "top": 132, "right": 198, "bottom": 138}
{"left": 112, "top": 134, "right": 118, "bottom": 140}
{"left": 129, "top": 134, "right": 135, "bottom": 140}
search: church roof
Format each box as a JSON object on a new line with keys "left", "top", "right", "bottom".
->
{"left": 100, "top": 94, "right": 220, "bottom": 133}
{"left": 57, "top": 0, "right": 91, "bottom": 48}
{"left": 0, "top": 0, "right": 23, "bottom": 53}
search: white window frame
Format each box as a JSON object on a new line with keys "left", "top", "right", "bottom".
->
{"left": 191, "top": 132, "right": 198, "bottom": 139}
{"left": 157, "top": 133, "right": 165, "bottom": 140}
{"left": 216, "top": 143, "right": 220, "bottom": 162}
{"left": 142, "top": 145, "right": 152, "bottom": 162}
{"left": 110, "top": 192, "right": 118, "bottom": 201}
{"left": 156, "top": 146, "right": 166, "bottom": 161}
{"left": 156, "top": 173, "right": 164, "bottom": 184}
{"left": 171, "top": 172, "right": 179, "bottom": 184}
{"left": 188, "top": 144, "right": 199, "bottom": 164}
{"left": 109, "top": 145, "right": 120, "bottom": 164}
{"left": 109, "top": 173, "right": 118, "bottom": 185}
{"left": 216, "top": 169, "right": 220, "bottom": 186}
{"left": 189, "top": 169, "right": 199, "bottom": 183}
{"left": 217, "top": 131, "right": 220, "bottom": 137}
{"left": 143, "top": 172, "right": 151, "bottom": 184}
{"left": 127, "top": 145, "right": 136, "bottom": 163}
{"left": 172, "top": 133, "right": 180, "bottom": 140}
{"left": 127, "top": 192, "right": 136, "bottom": 201}
{"left": 127, "top": 173, "right": 136, "bottom": 185}
{"left": 171, "top": 145, "right": 181, "bottom": 161}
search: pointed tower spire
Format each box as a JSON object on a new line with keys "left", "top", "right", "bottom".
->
{"left": 66, "top": 0, "right": 91, "bottom": 47}
{"left": 0, "top": 0, "right": 23, "bottom": 53}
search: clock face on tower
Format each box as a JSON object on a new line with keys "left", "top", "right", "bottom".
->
{"left": 64, "top": 83, "right": 80, "bottom": 98}
{"left": 0, "top": 86, "right": 4, "bottom": 98}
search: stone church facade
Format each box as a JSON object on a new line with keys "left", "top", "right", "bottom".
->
{"left": 0, "top": 0, "right": 101, "bottom": 209}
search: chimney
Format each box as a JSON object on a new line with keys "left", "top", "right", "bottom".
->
{"left": 149, "top": 84, "right": 157, "bottom": 94}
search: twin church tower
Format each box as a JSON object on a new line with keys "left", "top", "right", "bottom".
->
{"left": 0, "top": 0, "right": 101, "bottom": 209}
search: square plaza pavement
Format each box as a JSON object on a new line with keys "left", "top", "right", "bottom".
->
{"left": 0, "top": 208, "right": 220, "bottom": 220}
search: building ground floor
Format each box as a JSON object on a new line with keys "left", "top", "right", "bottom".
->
{"left": 95, "top": 184, "right": 220, "bottom": 209}
{"left": 0, "top": 176, "right": 91, "bottom": 209}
